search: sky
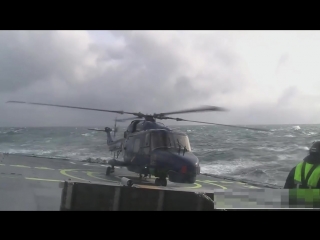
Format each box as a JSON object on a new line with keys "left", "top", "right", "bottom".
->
{"left": 1, "top": 30, "right": 320, "bottom": 127}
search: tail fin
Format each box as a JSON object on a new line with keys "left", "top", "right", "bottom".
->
{"left": 89, "top": 117, "right": 120, "bottom": 145}
{"left": 88, "top": 127, "right": 114, "bottom": 145}
{"left": 104, "top": 127, "right": 114, "bottom": 145}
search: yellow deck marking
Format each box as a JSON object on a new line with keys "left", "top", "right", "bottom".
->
{"left": 184, "top": 182, "right": 202, "bottom": 189}
{"left": 34, "top": 167, "right": 55, "bottom": 170}
{"left": 197, "top": 180, "right": 227, "bottom": 189}
{"left": 86, "top": 172, "right": 118, "bottom": 183}
{"left": 25, "top": 177, "right": 62, "bottom": 182}
{"left": 202, "top": 179, "right": 260, "bottom": 189}
{"left": 10, "top": 165, "right": 31, "bottom": 168}
{"left": 60, "top": 169, "right": 89, "bottom": 181}
{"left": 198, "top": 180, "right": 218, "bottom": 183}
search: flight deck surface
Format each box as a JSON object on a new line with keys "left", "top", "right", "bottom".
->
{"left": 0, "top": 154, "right": 282, "bottom": 210}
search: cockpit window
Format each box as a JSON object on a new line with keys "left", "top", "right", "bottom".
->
{"left": 151, "top": 131, "right": 191, "bottom": 151}
{"left": 171, "top": 133, "right": 191, "bottom": 151}
{"left": 151, "top": 131, "right": 168, "bottom": 149}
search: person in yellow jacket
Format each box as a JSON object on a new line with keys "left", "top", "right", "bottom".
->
{"left": 284, "top": 141, "right": 320, "bottom": 189}
{"left": 284, "top": 141, "right": 320, "bottom": 207}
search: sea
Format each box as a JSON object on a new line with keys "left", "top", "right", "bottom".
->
{"left": 1, "top": 124, "right": 320, "bottom": 187}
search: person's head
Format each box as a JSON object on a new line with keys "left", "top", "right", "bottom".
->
{"left": 309, "top": 141, "right": 320, "bottom": 158}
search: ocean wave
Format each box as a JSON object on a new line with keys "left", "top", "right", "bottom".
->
{"left": 1, "top": 124, "right": 320, "bottom": 185}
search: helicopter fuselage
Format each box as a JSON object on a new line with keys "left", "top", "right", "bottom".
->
{"left": 106, "top": 120, "right": 200, "bottom": 183}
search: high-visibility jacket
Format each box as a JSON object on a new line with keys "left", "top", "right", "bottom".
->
{"left": 294, "top": 162, "right": 320, "bottom": 189}
{"left": 289, "top": 162, "right": 320, "bottom": 208}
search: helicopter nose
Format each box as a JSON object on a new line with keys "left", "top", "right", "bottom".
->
{"left": 152, "top": 150, "right": 200, "bottom": 183}
{"left": 178, "top": 158, "right": 200, "bottom": 176}
{"left": 168, "top": 156, "right": 199, "bottom": 183}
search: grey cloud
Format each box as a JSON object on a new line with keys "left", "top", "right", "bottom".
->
{"left": 0, "top": 31, "right": 79, "bottom": 92}
{"left": 275, "top": 53, "right": 289, "bottom": 74}
{"left": 277, "top": 86, "right": 298, "bottom": 106}
{"left": 0, "top": 30, "right": 286, "bottom": 127}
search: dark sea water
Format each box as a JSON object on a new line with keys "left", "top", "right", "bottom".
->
{"left": 1, "top": 124, "right": 320, "bottom": 187}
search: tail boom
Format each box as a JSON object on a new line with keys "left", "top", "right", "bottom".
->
{"left": 88, "top": 127, "right": 123, "bottom": 151}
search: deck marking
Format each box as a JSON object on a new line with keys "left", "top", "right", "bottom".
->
{"left": 34, "top": 167, "right": 55, "bottom": 170}
{"left": 214, "top": 180, "right": 261, "bottom": 189}
{"left": 0, "top": 164, "right": 5, "bottom": 166}
{"left": 86, "top": 171, "right": 118, "bottom": 183}
{"left": 60, "top": 169, "right": 90, "bottom": 181}
{"left": 25, "top": 177, "right": 62, "bottom": 182}
{"left": 184, "top": 182, "right": 202, "bottom": 189}
{"left": 197, "top": 180, "right": 227, "bottom": 189}
{"left": 206, "top": 180, "right": 261, "bottom": 188}
{"left": 70, "top": 162, "right": 76, "bottom": 164}
{"left": 9, "top": 165, "right": 31, "bottom": 168}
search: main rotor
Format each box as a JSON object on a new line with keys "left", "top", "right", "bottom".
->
{"left": 6, "top": 101, "right": 269, "bottom": 132}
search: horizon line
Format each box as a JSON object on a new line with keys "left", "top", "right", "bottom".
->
{"left": 1, "top": 123, "right": 320, "bottom": 128}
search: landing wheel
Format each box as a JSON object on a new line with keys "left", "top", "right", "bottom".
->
{"left": 186, "top": 176, "right": 196, "bottom": 184}
{"left": 155, "top": 178, "right": 160, "bottom": 186}
{"left": 106, "top": 166, "right": 114, "bottom": 176}
{"left": 155, "top": 178, "right": 167, "bottom": 186}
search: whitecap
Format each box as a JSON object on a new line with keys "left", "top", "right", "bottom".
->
{"left": 284, "top": 135, "right": 295, "bottom": 138}
{"left": 200, "top": 158, "right": 262, "bottom": 175}
{"left": 297, "top": 146, "right": 308, "bottom": 151}
{"left": 306, "top": 132, "right": 317, "bottom": 136}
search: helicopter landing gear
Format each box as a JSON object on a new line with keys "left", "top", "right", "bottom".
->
{"left": 186, "top": 176, "right": 196, "bottom": 184}
{"left": 155, "top": 178, "right": 167, "bottom": 186}
{"left": 139, "top": 173, "right": 149, "bottom": 181}
{"left": 106, "top": 166, "right": 115, "bottom": 176}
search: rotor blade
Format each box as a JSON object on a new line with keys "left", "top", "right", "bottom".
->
{"left": 160, "top": 116, "right": 269, "bottom": 132}
{"left": 156, "top": 105, "right": 227, "bottom": 117}
{"left": 6, "top": 101, "right": 143, "bottom": 117}
{"left": 116, "top": 117, "right": 141, "bottom": 122}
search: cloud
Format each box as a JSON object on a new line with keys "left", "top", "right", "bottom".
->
{"left": 1, "top": 30, "right": 320, "bottom": 127}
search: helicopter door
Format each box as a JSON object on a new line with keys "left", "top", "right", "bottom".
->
{"left": 133, "top": 137, "right": 140, "bottom": 153}
{"left": 123, "top": 136, "right": 134, "bottom": 163}
{"left": 143, "top": 133, "right": 150, "bottom": 155}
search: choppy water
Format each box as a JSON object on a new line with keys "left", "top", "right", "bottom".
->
{"left": 1, "top": 124, "right": 320, "bottom": 187}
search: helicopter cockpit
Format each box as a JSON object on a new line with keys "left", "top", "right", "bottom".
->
{"left": 151, "top": 130, "right": 191, "bottom": 151}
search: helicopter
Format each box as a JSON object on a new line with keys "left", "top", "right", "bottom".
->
{"left": 6, "top": 101, "right": 268, "bottom": 186}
